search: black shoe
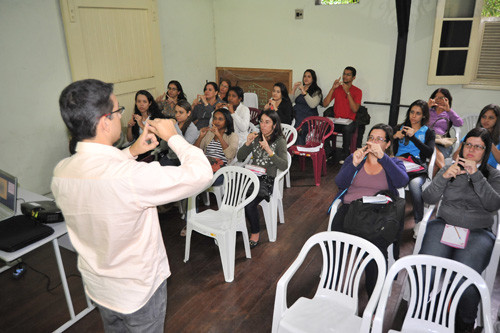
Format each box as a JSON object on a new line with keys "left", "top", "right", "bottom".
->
{"left": 455, "top": 316, "right": 475, "bottom": 333}
{"left": 249, "top": 239, "right": 259, "bottom": 249}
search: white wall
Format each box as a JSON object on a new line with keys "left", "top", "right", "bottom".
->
{"left": 0, "top": 0, "right": 72, "bottom": 194}
{"left": 213, "top": 0, "right": 499, "bottom": 130}
{"left": 158, "top": 0, "right": 217, "bottom": 101}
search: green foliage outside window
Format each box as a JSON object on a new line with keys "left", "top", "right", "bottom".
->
{"left": 319, "top": 0, "right": 360, "bottom": 5}
{"left": 482, "top": 0, "right": 500, "bottom": 17}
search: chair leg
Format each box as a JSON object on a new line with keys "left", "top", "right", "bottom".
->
{"left": 184, "top": 225, "right": 193, "bottom": 262}
{"left": 260, "top": 199, "right": 277, "bottom": 242}
{"left": 238, "top": 220, "right": 252, "bottom": 259}
{"left": 321, "top": 150, "right": 327, "bottom": 176}
{"left": 278, "top": 198, "right": 285, "bottom": 224}
{"left": 312, "top": 155, "right": 321, "bottom": 186}
{"left": 285, "top": 171, "right": 291, "bottom": 188}
{"left": 202, "top": 191, "right": 210, "bottom": 206}
{"left": 217, "top": 232, "right": 236, "bottom": 282}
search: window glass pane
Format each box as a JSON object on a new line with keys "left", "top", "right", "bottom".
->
{"left": 482, "top": 0, "right": 500, "bottom": 17}
{"left": 440, "top": 21, "right": 472, "bottom": 47}
{"left": 436, "top": 50, "right": 468, "bottom": 76}
{"left": 317, "top": 0, "right": 359, "bottom": 4}
{"left": 444, "top": 0, "right": 475, "bottom": 18}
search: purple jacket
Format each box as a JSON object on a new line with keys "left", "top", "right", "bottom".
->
{"left": 335, "top": 154, "right": 409, "bottom": 202}
{"left": 428, "top": 108, "right": 463, "bottom": 136}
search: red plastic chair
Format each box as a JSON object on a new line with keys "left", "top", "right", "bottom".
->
{"left": 249, "top": 107, "right": 262, "bottom": 125}
{"left": 289, "top": 116, "right": 334, "bottom": 186}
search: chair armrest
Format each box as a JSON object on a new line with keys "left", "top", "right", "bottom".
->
{"left": 327, "top": 199, "right": 342, "bottom": 231}
{"left": 413, "top": 204, "right": 436, "bottom": 254}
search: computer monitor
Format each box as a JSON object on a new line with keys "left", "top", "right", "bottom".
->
{"left": 0, "top": 169, "right": 18, "bottom": 219}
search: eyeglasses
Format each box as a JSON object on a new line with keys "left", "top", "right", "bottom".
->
{"left": 367, "top": 136, "right": 387, "bottom": 143}
{"left": 435, "top": 96, "right": 446, "bottom": 101}
{"left": 101, "top": 106, "right": 125, "bottom": 119}
{"left": 464, "top": 142, "right": 486, "bottom": 151}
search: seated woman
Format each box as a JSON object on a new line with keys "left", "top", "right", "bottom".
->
{"left": 237, "top": 110, "right": 288, "bottom": 248}
{"left": 393, "top": 100, "right": 435, "bottom": 234}
{"left": 477, "top": 104, "right": 500, "bottom": 168}
{"left": 194, "top": 108, "right": 238, "bottom": 170}
{"left": 332, "top": 123, "right": 409, "bottom": 294}
{"left": 218, "top": 79, "right": 231, "bottom": 102}
{"left": 427, "top": 88, "right": 462, "bottom": 158}
{"left": 155, "top": 80, "right": 187, "bottom": 118}
{"left": 419, "top": 127, "right": 500, "bottom": 333}
{"left": 159, "top": 100, "right": 199, "bottom": 166}
{"left": 127, "top": 90, "right": 164, "bottom": 144}
{"left": 191, "top": 82, "right": 222, "bottom": 130}
{"left": 216, "top": 86, "right": 250, "bottom": 148}
{"left": 290, "top": 69, "right": 322, "bottom": 144}
{"left": 263, "top": 82, "right": 293, "bottom": 125}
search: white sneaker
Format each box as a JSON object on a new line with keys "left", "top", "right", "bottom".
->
{"left": 339, "top": 160, "right": 344, "bottom": 165}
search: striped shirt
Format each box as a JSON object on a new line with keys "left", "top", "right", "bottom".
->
{"left": 206, "top": 139, "right": 227, "bottom": 165}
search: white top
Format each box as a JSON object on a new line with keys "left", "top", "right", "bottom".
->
{"left": 51, "top": 135, "right": 212, "bottom": 313}
{"left": 232, "top": 103, "right": 251, "bottom": 147}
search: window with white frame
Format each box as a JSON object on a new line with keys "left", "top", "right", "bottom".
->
{"left": 428, "top": 0, "right": 500, "bottom": 90}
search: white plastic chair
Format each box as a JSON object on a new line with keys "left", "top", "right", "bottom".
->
{"left": 272, "top": 231, "right": 386, "bottom": 333}
{"left": 184, "top": 167, "right": 259, "bottom": 282}
{"left": 327, "top": 188, "right": 405, "bottom": 270}
{"left": 461, "top": 114, "right": 479, "bottom": 137}
{"left": 413, "top": 202, "right": 500, "bottom": 327}
{"left": 243, "top": 92, "right": 259, "bottom": 109}
{"left": 372, "top": 254, "right": 493, "bottom": 333}
{"left": 281, "top": 124, "right": 298, "bottom": 188}
{"left": 259, "top": 153, "right": 292, "bottom": 242}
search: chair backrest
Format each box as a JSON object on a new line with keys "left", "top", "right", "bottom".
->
{"left": 462, "top": 114, "right": 479, "bottom": 137}
{"left": 213, "top": 166, "right": 259, "bottom": 211}
{"left": 249, "top": 107, "right": 261, "bottom": 125}
{"left": 281, "top": 124, "right": 298, "bottom": 149}
{"left": 243, "top": 93, "right": 259, "bottom": 109}
{"left": 372, "top": 255, "right": 493, "bottom": 333}
{"left": 290, "top": 232, "right": 385, "bottom": 313}
{"left": 296, "top": 116, "right": 334, "bottom": 147}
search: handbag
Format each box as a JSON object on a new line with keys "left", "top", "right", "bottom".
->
{"left": 355, "top": 105, "right": 370, "bottom": 126}
{"left": 343, "top": 190, "right": 405, "bottom": 243}
{"left": 435, "top": 134, "right": 457, "bottom": 148}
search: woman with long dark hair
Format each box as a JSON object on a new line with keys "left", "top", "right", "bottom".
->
{"left": 290, "top": 69, "right": 322, "bottom": 134}
{"left": 155, "top": 80, "right": 187, "bottom": 118}
{"left": 127, "top": 90, "right": 163, "bottom": 143}
{"left": 237, "top": 110, "right": 288, "bottom": 248}
{"left": 476, "top": 104, "right": 500, "bottom": 168}
{"left": 420, "top": 127, "right": 500, "bottom": 333}
{"left": 191, "top": 82, "right": 222, "bottom": 130}
{"left": 263, "top": 82, "right": 293, "bottom": 125}
{"left": 393, "top": 99, "right": 435, "bottom": 232}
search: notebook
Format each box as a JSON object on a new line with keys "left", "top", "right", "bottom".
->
{"left": 0, "top": 215, "right": 54, "bottom": 252}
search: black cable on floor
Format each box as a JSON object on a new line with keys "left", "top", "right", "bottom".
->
{"left": 22, "top": 261, "right": 82, "bottom": 293}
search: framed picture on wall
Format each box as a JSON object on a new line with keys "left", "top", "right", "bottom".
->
{"left": 216, "top": 67, "right": 292, "bottom": 109}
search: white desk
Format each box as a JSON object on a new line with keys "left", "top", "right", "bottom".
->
{"left": 0, "top": 188, "right": 95, "bottom": 333}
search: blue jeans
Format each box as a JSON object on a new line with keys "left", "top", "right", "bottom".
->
{"left": 419, "top": 218, "right": 494, "bottom": 324}
{"left": 408, "top": 175, "right": 425, "bottom": 223}
{"left": 96, "top": 280, "right": 167, "bottom": 333}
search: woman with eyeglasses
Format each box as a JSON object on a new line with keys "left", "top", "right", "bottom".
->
{"left": 427, "top": 88, "right": 463, "bottom": 164}
{"left": 237, "top": 110, "right": 288, "bottom": 249}
{"left": 419, "top": 127, "right": 500, "bottom": 333}
{"left": 155, "top": 80, "right": 187, "bottom": 118}
{"left": 332, "top": 123, "right": 409, "bottom": 295}
{"left": 127, "top": 90, "right": 164, "bottom": 144}
{"left": 393, "top": 100, "right": 436, "bottom": 235}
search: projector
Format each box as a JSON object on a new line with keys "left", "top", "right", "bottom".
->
{"left": 21, "top": 201, "right": 64, "bottom": 223}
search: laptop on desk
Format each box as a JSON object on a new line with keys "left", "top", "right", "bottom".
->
{"left": 0, "top": 170, "right": 54, "bottom": 253}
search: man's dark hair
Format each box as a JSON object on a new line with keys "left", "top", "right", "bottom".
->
{"left": 345, "top": 66, "right": 357, "bottom": 77}
{"left": 59, "top": 79, "right": 114, "bottom": 153}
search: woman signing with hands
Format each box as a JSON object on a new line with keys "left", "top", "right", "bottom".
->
{"left": 237, "top": 111, "right": 288, "bottom": 249}
{"left": 263, "top": 82, "right": 293, "bottom": 125}
{"left": 191, "top": 82, "right": 222, "bottom": 130}
{"left": 332, "top": 124, "right": 409, "bottom": 296}
{"left": 419, "top": 128, "right": 500, "bottom": 332}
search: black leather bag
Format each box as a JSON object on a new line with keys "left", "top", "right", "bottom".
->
{"left": 355, "top": 105, "right": 370, "bottom": 125}
{"left": 343, "top": 190, "right": 405, "bottom": 243}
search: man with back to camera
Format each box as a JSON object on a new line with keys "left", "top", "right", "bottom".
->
{"left": 323, "top": 66, "right": 362, "bottom": 164}
{"left": 51, "top": 79, "right": 212, "bottom": 332}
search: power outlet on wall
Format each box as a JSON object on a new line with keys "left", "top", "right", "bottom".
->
{"left": 295, "top": 9, "right": 303, "bottom": 20}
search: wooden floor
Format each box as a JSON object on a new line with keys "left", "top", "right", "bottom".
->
{"left": 1, "top": 157, "right": 499, "bottom": 332}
